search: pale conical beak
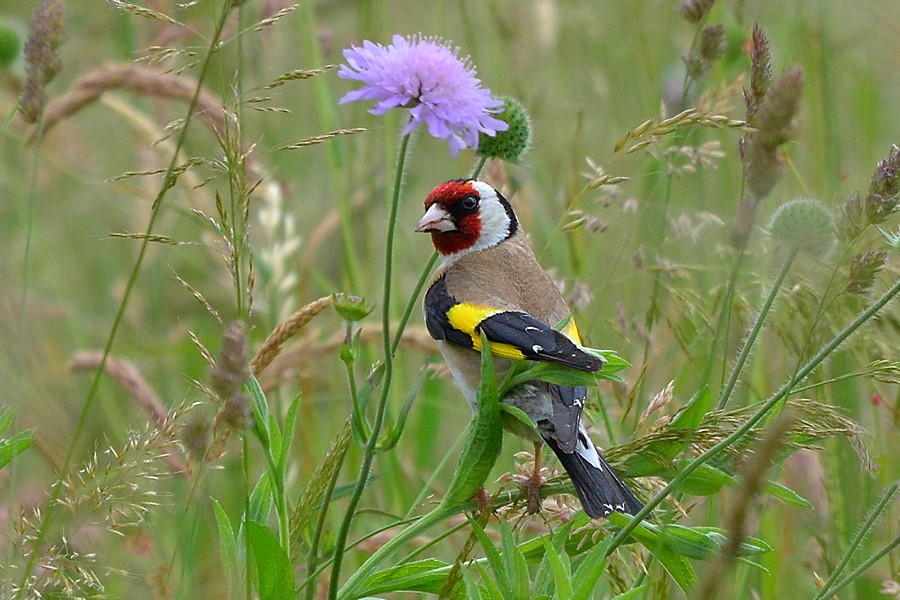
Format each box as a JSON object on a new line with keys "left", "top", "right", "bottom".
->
{"left": 415, "top": 203, "right": 457, "bottom": 233}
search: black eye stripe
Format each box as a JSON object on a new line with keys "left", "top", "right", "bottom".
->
{"left": 461, "top": 195, "right": 478, "bottom": 210}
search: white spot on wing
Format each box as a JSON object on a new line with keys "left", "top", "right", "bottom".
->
{"left": 532, "top": 344, "right": 543, "bottom": 353}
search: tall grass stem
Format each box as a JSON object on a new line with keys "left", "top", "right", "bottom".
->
{"left": 718, "top": 247, "right": 799, "bottom": 409}
{"left": 327, "top": 131, "right": 412, "bottom": 599}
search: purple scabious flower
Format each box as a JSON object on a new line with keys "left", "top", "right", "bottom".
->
{"left": 339, "top": 34, "right": 508, "bottom": 156}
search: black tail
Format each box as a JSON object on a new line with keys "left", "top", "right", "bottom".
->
{"left": 545, "top": 437, "right": 643, "bottom": 518}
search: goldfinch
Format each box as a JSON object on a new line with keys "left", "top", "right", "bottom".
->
{"left": 416, "top": 179, "right": 642, "bottom": 518}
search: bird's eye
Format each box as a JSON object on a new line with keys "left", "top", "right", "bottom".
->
{"left": 461, "top": 195, "right": 478, "bottom": 210}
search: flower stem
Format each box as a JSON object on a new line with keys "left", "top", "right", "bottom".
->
{"left": 812, "top": 481, "right": 898, "bottom": 600}
{"left": 605, "top": 274, "right": 900, "bottom": 557}
{"left": 327, "top": 131, "right": 413, "bottom": 599}
{"left": 718, "top": 247, "right": 798, "bottom": 409}
{"left": 816, "top": 534, "right": 900, "bottom": 600}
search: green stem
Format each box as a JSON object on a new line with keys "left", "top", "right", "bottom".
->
{"left": 13, "top": 5, "right": 232, "bottom": 597}
{"left": 305, "top": 418, "right": 353, "bottom": 600}
{"left": 605, "top": 275, "right": 900, "bottom": 557}
{"left": 815, "top": 535, "right": 900, "bottom": 600}
{"left": 327, "top": 131, "right": 413, "bottom": 599}
{"left": 391, "top": 251, "right": 438, "bottom": 357}
{"left": 337, "top": 504, "right": 457, "bottom": 600}
{"left": 718, "top": 247, "right": 799, "bottom": 409}
{"left": 812, "top": 481, "right": 898, "bottom": 600}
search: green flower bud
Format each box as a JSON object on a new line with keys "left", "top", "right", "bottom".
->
{"left": 333, "top": 293, "right": 374, "bottom": 322}
{"left": 767, "top": 197, "right": 836, "bottom": 257}
{"left": 476, "top": 97, "right": 532, "bottom": 163}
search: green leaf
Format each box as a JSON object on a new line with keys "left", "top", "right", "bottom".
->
{"left": 468, "top": 516, "right": 513, "bottom": 598}
{"left": 247, "top": 521, "right": 294, "bottom": 600}
{"left": 357, "top": 559, "right": 450, "bottom": 596}
{"left": 670, "top": 387, "right": 712, "bottom": 432}
{"left": 442, "top": 331, "right": 503, "bottom": 506}
{"left": 607, "top": 513, "right": 696, "bottom": 592}
{"left": 675, "top": 461, "right": 734, "bottom": 496}
{"left": 278, "top": 393, "right": 302, "bottom": 477}
{"left": 533, "top": 521, "right": 573, "bottom": 595}
{"left": 212, "top": 499, "right": 239, "bottom": 597}
{"left": 571, "top": 537, "right": 612, "bottom": 600}
{"left": 248, "top": 472, "right": 273, "bottom": 524}
{"left": 248, "top": 375, "right": 272, "bottom": 450}
{"left": 499, "top": 404, "right": 537, "bottom": 430}
{"left": 541, "top": 535, "right": 573, "bottom": 599}
{"left": 0, "top": 407, "right": 13, "bottom": 434}
{"left": 612, "top": 585, "right": 649, "bottom": 599}
{"left": 0, "top": 429, "right": 34, "bottom": 470}
{"left": 765, "top": 480, "right": 812, "bottom": 507}
{"left": 499, "top": 522, "right": 531, "bottom": 599}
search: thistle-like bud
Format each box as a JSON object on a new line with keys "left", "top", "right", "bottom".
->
{"left": 767, "top": 197, "right": 836, "bottom": 257}
{"left": 679, "top": 0, "right": 714, "bottom": 23}
{"left": 18, "top": 0, "right": 64, "bottom": 124}
{"left": 333, "top": 293, "right": 374, "bottom": 322}
{"left": 209, "top": 321, "right": 251, "bottom": 401}
{"left": 476, "top": 97, "right": 532, "bottom": 164}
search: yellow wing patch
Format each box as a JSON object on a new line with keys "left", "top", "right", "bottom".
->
{"left": 446, "top": 303, "right": 527, "bottom": 360}
{"left": 562, "top": 319, "right": 582, "bottom": 345}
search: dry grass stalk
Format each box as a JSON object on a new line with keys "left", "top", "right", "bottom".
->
{"left": 68, "top": 351, "right": 187, "bottom": 477}
{"left": 251, "top": 295, "right": 335, "bottom": 376}
{"left": 258, "top": 325, "right": 436, "bottom": 392}
{"left": 698, "top": 412, "right": 795, "bottom": 600}
{"left": 27, "top": 63, "right": 226, "bottom": 142}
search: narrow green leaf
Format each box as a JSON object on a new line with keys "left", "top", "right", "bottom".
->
{"left": 212, "top": 499, "right": 238, "bottom": 597}
{"left": 442, "top": 331, "right": 503, "bottom": 506}
{"left": 670, "top": 387, "right": 712, "bottom": 431}
{"left": 248, "top": 472, "right": 273, "bottom": 524}
{"left": 0, "top": 430, "right": 34, "bottom": 470}
{"left": 606, "top": 513, "right": 697, "bottom": 592}
{"left": 357, "top": 558, "right": 450, "bottom": 596}
{"left": 247, "top": 521, "right": 294, "bottom": 600}
{"left": 468, "top": 516, "right": 513, "bottom": 598}
{"left": 499, "top": 522, "right": 530, "bottom": 599}
{"left": 247, "top": 375, "right": 271, "bottom": 450}
{"left": 571, "top": 537, "right": 612, "bottom": 600}
{"left": 675, "top": 461, "right": 734, "bottom": 496}
{"left": 612, "top": 585, "right": 649, "bottom": 599}
{"left": 278, "top": 393, "right": 302, "bottom": 477}
{"left": 533, "top": 521, "right": 574, "bottom": 594}
{"left": 765, "top": 480, "right": 812, "bottom": 507}
{"left": 0, "top": 407, "right": 14, "bottom": 435}
{"left": 541, "top": 535, "right": 573, "bottom": 599}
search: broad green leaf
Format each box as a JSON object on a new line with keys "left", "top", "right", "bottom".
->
{"left": 442, "top": 332, "right": 503, "bottom": 506}
{"left": 765, "top": 480, "right": 812, "bottom": 507}
{"left": 212, "top": 499, "right": 238, "bottom": 598}
{"left": 0, "top": 429, "right": 33, "bottom": 470}
{"left": 357, "top": 559, "right": 449, "bottom": 596}
{"left": 670, "top": 387, "right": 712, "bottom": 432}
{"left": 247, "top": 521, "right": 294, "bottom": 600}
{"left": 607, "top": 513, "right": 696, "bottom": 592}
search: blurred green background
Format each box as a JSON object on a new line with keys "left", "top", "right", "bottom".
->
{"left": 1, "top": 1, "right": 897, "bottom": 598}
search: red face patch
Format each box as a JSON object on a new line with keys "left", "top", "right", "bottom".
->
{"left": 425, "top": 180, "right": 482, "bottom": 255}
{"left": 424, "top": 179, "right": 477, "bottom": 209}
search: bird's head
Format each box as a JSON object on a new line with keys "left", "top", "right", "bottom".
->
{"left": 415, "top": 179, "right": 518, "bottom": 257}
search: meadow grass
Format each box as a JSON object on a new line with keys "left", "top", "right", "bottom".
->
{"left": 1, "top": 1, "right": 898, "bottom": 598}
